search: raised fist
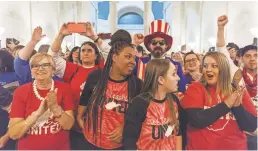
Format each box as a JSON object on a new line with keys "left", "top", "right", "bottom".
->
{"left": 132, "top": 33, "right": 144, "bottom": 46}
{"left": 217, "top": 15, "right": 228, "bottom": 28}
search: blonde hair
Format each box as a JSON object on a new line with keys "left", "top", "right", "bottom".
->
{"left": 201, "top": 51, "right": 233, "bottom": 104}
{"left": 141, "top": 59, "right": 179, "bottom": 133}
{"left": 29, "top": 52, "right": 56, "bottom": 71}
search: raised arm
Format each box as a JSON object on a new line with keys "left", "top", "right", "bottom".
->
{"left": 14, "top": 27, "right": 44, "bottom": 84}
{"left": 216, "top": 15, "right": 239, "bottom": 79}
{"left": 216, "top": 15, "right": 227, "bottom": 48}
{"left": 19, "top": 27, "right": 44, "bottom": 60}
{"left": 48, "top": 24, "right": 72, "bottom": 78}
{"left": 51, "top": 23, "right": 72, "bottom": 53}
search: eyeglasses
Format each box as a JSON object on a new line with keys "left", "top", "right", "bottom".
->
{"left": 151, "top": 40, "right": 166, "bottom": 46}
{"left": 31, "top": 63, "right": 51, "bottom": 70}
{"left": 185, "top": 58, "right": 198, "bottom": 63}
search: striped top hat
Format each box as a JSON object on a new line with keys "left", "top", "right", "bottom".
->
{"left": 144, "top": 20, "right": 173, "bottom": 52}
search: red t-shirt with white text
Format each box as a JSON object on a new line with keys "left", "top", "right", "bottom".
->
{"left": 10, "top": 81, "right": 74, "bottom": 150}
{"left": 181, "top": 82, "right": 257, "bottom": 150}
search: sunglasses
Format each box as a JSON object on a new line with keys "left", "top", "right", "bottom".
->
{"left": 151, "top": 40, "right": 166, "bottom": 46}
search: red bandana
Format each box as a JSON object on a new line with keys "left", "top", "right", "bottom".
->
{"left": 242, "top": 68, "right": 257, "bottom": 97}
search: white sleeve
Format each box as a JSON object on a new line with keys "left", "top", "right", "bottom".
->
{"left": 216, "top": 46, "right": 239, "bottom": 80}
{"left": 98, "top": 41, "right": 111, "bottom": 62}
{"left": 47, "top": 48, "right": 66, "bottom": 79}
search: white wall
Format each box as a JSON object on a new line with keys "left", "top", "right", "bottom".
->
{"left": 0, "top": 1, "right": 97, "bottom": 52}
{"left": 31, "top": 1, "right": 59, "bottom": 50}
{"left": 0, "top": 1, "right": 31, "bottom": 47}
{"left": 0, "top": 1, "right": 257, "bottom": 53}
{"left": 227, "top": 1, "right": 258, "bottom": 47}
{"left": 165, "top": 1, "right": 258, "bottom": 53}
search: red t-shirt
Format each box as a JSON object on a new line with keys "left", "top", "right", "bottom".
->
{"left": 84, "top": 80, "right": 128, "bottom": 149}
{"left": 181, "top": 82, "right": 257, "bottom": 150}
{"left": 63, "top": 62, "right": 103, "bottom": 107}
{"left": 9, "top": 81, "right": 74, "bottom": 150}
{"left": 137, "top": 100, "right": 179, "bottom": 150}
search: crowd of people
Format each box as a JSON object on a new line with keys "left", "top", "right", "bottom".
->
{"left": 0, "top": 15, "right": 257, "bottom": 150}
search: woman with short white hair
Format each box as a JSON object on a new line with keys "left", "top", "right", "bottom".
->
{"left": 8, "top": 53, "right": 75, "bottom": 150}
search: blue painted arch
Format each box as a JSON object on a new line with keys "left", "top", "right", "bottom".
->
{"left": 118, "top": 12, "right": 143, "bottom": 24}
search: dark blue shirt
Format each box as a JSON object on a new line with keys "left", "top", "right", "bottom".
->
{"left": 134, "top": 56, "right": 187, "bottom": 93}
{"left": 0, "top": 72, "right": 19, "bottom": 86}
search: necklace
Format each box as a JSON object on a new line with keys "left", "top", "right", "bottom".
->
{"left": 33, "top": 79, "right": 54, "bottom": 101}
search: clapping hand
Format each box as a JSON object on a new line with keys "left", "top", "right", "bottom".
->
{"left": 45, "top": 88, "right": 58, "bottom": 112}
{"left": 233, "top": 86, "right": 245, "bottom": 107}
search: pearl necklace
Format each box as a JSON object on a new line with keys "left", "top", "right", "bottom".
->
{"left": 33, "top": 80, "right": 54, "bottom": 101}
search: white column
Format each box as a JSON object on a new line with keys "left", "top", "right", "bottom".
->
{"left": 199, "top": 1, "right": 203, "bottom": 53}
{"left": 171, "top": 2, "right": 182, "bottom": 51}
{"left": 108, "top": 1, "right": 117, "bottom": 34}
{"left": 180, "top": 2, "right": 186, "bottom": 50}
{"left": 144, "top": 1, "right": 152, "bottom": 35}
{"left": 77, "top": 1, "right": 92, "bottom": 22}
{"left": 76, "top": 1, "right": 92, "bottom": 45}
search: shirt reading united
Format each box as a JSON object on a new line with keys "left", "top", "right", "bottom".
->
{"left": 136, "top": 99, "right": 179, "bottom": 150}
{"left": 84, "top": 80, "right": 129, "bottom": 149}
{"left": 10, "top": 81, "right": 74, "bottom": 150}
{"left": 181, "top": 82, "right": 257, "bottom": 150}
{"left": 123, "top": 93, "right": 181, "bottom": 150}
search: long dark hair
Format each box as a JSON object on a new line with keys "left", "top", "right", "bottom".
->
{"left": 78, "top": 42, "right": 101, "bottom": 65}
{"left": 86, "top": 39, "right": 138, "bottom": 143}
{"left": 141, "top": 59, "right": 179, "bottom": 132}
{"left": 67, "top": 46, "right": 80, "bottom": 63}
{"left": 0, "top": 49, "right": 14, "bottom": 73}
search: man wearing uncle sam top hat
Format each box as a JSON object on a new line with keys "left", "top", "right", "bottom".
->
{"left": 133, "top": 20, "right": 187, "bottom": 93}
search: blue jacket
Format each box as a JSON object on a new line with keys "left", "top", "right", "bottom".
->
{"left": 133, "top": 56, "right": 187, "bottom": 93}
{"left": 0, "top": 72, "right": 19, "bottom": 86}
